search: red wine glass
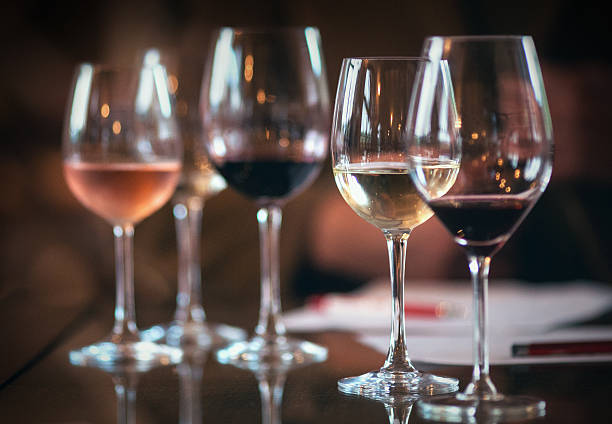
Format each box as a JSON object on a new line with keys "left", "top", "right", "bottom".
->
{"left": 200, "top": 27, "right": 330, "bottom": 368}
{"left": 63, "top": 62, "right": 183, "bottom": 368}
{"left": 407, "top": 36, "right": 553, "bottom": 421}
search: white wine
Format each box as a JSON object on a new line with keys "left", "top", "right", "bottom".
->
{"left": 334, "top": 160, "right": 458, "bottom": 231}
{"left": 176, "top": 161, "right": 227, "bottom": 200}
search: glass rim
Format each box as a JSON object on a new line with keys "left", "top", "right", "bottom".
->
{"left": 341, "top": 56, "right": 429, "bottom": 62}
{"left": 74, "top": 62, "right": 151, "bottom": 73}
{"left": 424, "top": 34, "right": 533, "bottom": 42}
{"left": 213, "top": 26, "right": 320, "bottom": 34}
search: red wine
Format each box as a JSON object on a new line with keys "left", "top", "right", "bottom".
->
{"left": 429, "top": 196, "right": 531, "bottom": 257}
{"left": 216, "top": 159, "right": 320, "bottom": 201}
{"left": 64, "top": 161, "right": 181, "bottom": 225}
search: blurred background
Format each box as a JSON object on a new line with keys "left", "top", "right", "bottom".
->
{"left": 1, "top": 0, "right": 611, "bottom": 355}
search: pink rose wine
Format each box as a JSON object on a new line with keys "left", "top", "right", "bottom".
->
{"left": 64, "top": 161, "right": 181, "bottom": 225}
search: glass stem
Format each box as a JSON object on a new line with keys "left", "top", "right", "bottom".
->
{"left": 385, "top": 403, "right": 413, "bottom": 424}
{"left": 173, "top": 197, "right": 206, "bottom": 324}
{"left": 112, "top": 224, "right": 139, "bottom": 342}
{"left": 255, "top": 206, "right": 286, "bottom": 343}
{"left": 381, "top": 231, "right": 416, "bottom": 373}
{"left": 178, "top": 360, "right": 203, "bottom": 424}
{"left": 113, "top": 374, "right": 137, "bottom": 424}
{"left": 258, "top": 371, "right": 286, "bottom": 424}
{"left": 464, "top": 255, "right": 498, "bottom": 398}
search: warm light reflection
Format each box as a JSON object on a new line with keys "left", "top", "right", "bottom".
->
{"left": 514, "top": 169, "right": 521, "bottom": 179}
{"left": 471, "top": 132, "right": 479, "bottom": 140}
{"left": 454, "top": 118, "right": 462, "bottom": 129}
{"left": 177, "top": 99, "right": 188, "bottom": 116}
{"left": 244, "top": 54, "right": 254, "bottom": 82}
{"left": 112, "top": 120, "right": 122, "bottom": 134}
{"left": 443, "top": 38, "right": 452, "bottom": 54}
{"left": 101, "top": 103, "right": 110, "bottom": 118}
{"left": 168, "top": 74, "right": 178, "bottom": 94}
{"left": 497, "top": 158, "right": 504, "bottom": 166}
{"left": 257, "top": 89, "right": 266, "bottom": 104}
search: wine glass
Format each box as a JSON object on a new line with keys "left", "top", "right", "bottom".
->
{"left": 407, "top": 36, "right": 553, "bottom": 421}
{"left": 138, "top": 49, "right": 246, "bottom": 348}
{"left": 63, "top": 61, "right": 183, "bottom": 367}
{"left": 331, "top": 57, "right": 459, "bottom": 401}
{"left": 200, "top": 27, "right": 330, "bottom": 367}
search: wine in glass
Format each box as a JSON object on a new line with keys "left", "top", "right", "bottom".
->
{"left": 408, "top": 36, "right": 553, "bottom": 421}
{"left": 63, "top": 62, "right": 183, "bottom": 367}
{"left": 200, "top": 27, "right": 330, "bottom": 367}
{"left": 138, "top": 49, "right": 246, "bottom": 348}
{"left": 331, "top": 57, "right": 459, "bottom": 401}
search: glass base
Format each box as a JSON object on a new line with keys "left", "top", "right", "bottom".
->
{"left": 338, "top": 369, "right": 459, "bottom": 402}
{"left": 69, "top": 340, "right": 183, "bottom": 372}
{"left": 141, "top": 321, "right": 247, "bottom": 349}
{"left": 417, "top": 393, "right": 546, "bottom": 422}
{"left": 216, "top": 336, "right": 328, "bottom": 371}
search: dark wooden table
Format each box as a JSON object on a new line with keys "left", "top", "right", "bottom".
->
{"left": 1, "top": 293, "right": 611, "bottom": 424}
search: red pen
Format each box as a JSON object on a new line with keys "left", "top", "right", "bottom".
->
{"left": 307, "top": 295, "right": 465, "bottom": 319}
{"left": 512, "top": 340, "right": 612, "bottom": 357}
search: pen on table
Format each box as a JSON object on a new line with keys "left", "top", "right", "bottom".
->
{"left": 512, "top": 340, "right": 612, "bottom": 357}
{"left": 307, "top": 294, "right": 466, "bottom": 319}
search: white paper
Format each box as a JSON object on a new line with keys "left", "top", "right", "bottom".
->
{"left": 358, "top": 327, "right": 612, "bottom": 365}
{"left": 283, "top": 280, "right": 612, "bottom": 365}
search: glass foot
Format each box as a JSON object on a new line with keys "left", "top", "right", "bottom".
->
{"left": 69, "top": 340, "right": 183, "bottom": 372}
{"left": 338, "top": 369, "right": 459, "bottom": 402}
{"left": 417, "top": 393, "right": 545, "bottom": 422}
{"left": 216, "top": 336, "right": 328, "bottom": 371}
{"left": 141, "top": 321, "right": 247, "bottom": 349}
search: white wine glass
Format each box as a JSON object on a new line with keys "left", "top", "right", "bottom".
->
{"left": 200, "top": 27, "right": 330, "bottom": 368}
{"left": 331, "top": 57, "right": 459, "bottom": 401}
{"left": 408, "top": 36, "right": 553, "bottom": 421}
{"left": 63, "top": 62, "right": 183, "bottom": 368}
{"left": 138, "top": 49, "right": 246, "bottom": 348}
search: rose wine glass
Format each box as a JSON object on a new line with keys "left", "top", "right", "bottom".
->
{"left": 331, "top": 57, "right": 459, "bottom": 401}
{"left": 63, "top": 61, "right": 183, "bottom": 367}
{"left": 200, "top": 27, "right": 330, "bottom": 367}
{"left": 407, "top": 36, "right": 553, "bottom": 421}
{"left": 138, "top": 49, "right": 246, "bottom": 348}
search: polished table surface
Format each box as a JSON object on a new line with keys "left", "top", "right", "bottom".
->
{"left": 1, "top": 295, "right": 611, "bottom": 423}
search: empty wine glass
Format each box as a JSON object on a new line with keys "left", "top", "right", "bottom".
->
{"left": 407, "top": 36, "right": 553, "bottom": 421}
{"left": 331, "top": 57, "right": 459, "bottom": 401}
{"left": 63, "top": 61, "right": 183, "bottom": 368}
{"left": 200, "top": 27, "right": 330, "bottom": 368}
{"left": 138, "top": 49, "right": 246, "bottom": 348}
